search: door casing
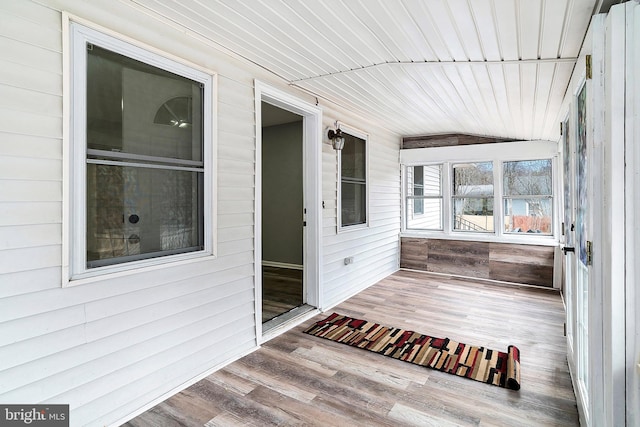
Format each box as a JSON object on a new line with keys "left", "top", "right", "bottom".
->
{"left": 253, "top": 81, "right": 323, "bottom": 343}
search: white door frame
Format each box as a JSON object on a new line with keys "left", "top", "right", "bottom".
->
{"left": 626, "top": 3, "right": 640, "bottom": 425}
{"left": 568, "top": 7, "right": 630, "bottom": 425}
{"left": 598, "top": 4, "right": 627, "bottom": 426}
{"left": 253, "top": 81, "right": 323, "bottom": 343}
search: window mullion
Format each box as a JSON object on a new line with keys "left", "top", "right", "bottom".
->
{"left": 442, "top": 162, "right": 450, "bottom": 233}
{"left": 495, "top": 160, "right": 503, "bottom": 238}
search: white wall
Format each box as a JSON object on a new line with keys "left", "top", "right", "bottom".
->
{"left": 320, "top": 104, "right": 401, "bottom": 309}
{"left": 0, "top": 1, "right": 401, "bottom": 426}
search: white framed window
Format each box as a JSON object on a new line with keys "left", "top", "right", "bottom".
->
{"left": 338, "top": 125, "right": 368, "bottom": 229}
{"left": 69, "top": 22, "right": 214, "bottom": 280}
{"left": 400, "top": 141, "right": 558, "bottom": 244}
{"left": 503, "top": 159, "right": 553, "bottom": 235}
{"left": 452, "top": 162, "right": 494, "bottom": 232}
{"left": 405, "top": 164, "right": 443, "bottom": 230}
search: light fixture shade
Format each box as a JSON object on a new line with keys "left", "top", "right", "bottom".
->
{"left": 328, "top": 128, "right": 345, "bottom": 150}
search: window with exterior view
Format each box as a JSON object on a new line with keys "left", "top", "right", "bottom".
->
{"left": 406, "top": 164, "right": 443, "bottom": 230}
{"left": 452, "top": 162, "right": 494, "bottom": 232}
{"left": 503, "top": 159, "right": 553, "bottom": 235}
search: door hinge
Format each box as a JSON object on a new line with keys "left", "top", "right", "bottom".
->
{"left": 564, "top": 323, "right": 567, "bottom": 337}
{"left": 586, "top": 55, "right": 592, "bottom": 80}
{"left": 560, "top": 122, "right": 563, "bottom": 136}
{"left": 586, "top": 240, "right": 593, "bottom": 265}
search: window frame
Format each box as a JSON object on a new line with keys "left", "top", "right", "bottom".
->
{"left": 405, "top": 164, "right": 444, "bottom": 231}
{"left": 400, "top": 141, "right": 558, "bottom": 245}
{"left": 337, "top": 123, "right": 369, "bottom": 231}
{"left": 502, "top": 159, "right": 554, "bottom": 236}
{"left": 451, "top": 161, "right": 495, "bottom": 233}
{"left": 68, "top": 21, "right": 216, "bottom": 282}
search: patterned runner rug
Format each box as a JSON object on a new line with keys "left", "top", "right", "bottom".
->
{"left": 304, "top": 312, "right": 521, "bottom": 390}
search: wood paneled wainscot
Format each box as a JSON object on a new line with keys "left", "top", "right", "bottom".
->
{"left": 400, "top": 237, "right": 555, "bottom": 287}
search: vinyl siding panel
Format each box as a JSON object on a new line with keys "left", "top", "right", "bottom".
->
{"left": 0, "top": 267, "right": 62, "bottom": 298}
{"left": 320, "top": 105, "right": 401, "bottom": 310}
{"left": 0, "top": 3, "right": 258, "bottom": 425}
{"left": 0, "top": 133, "right": 62, "bottom": 160}
{"left": 0, "top": 1, "right": 402, "bottom": 425}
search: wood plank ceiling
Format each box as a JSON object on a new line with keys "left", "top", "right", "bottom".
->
{"left": 129, "top": 0, "right": 598, "bottom": 141}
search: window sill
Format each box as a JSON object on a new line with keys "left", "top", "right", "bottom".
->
{"left": 64, "top": 250, "right": 216, "bottom": 287}
{"left": 400, "top": 230, "right": 559, "bottom": 247}
{"left": 338, "top": 223, "right": 369, "bottom": 234}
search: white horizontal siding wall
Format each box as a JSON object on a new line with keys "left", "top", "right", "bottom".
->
{"left": 0, "top": 1, "right": 402, "bottom": 425}
{"left": 321, "top": 105, "right": 401, "bottom": 309}
{"left": 0, "top": 1, "right": 261, "bottom": 426}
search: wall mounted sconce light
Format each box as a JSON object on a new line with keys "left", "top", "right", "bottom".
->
{"left": 328, "top": 128, "right": 345, "bottom": 150}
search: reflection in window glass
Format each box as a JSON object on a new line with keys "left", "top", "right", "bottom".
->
{"left": 341, "top": 132, "right": 367, "bottom": 227}
{"left": 503, "top": 159, "right": 553, "bottom": 235}
{"left": 85, "top": 44, "right": 205, "bottom": 267}
{"left": 452, "top": 162, "right": 494, "bottom": 232}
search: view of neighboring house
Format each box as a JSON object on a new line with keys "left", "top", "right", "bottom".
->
{"left": 0, "top": 1, "right": 638, "bottom": 426}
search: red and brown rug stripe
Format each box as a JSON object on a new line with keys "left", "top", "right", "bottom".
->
{"left": 304, "top": 313, "right": 521, "bottom": 390}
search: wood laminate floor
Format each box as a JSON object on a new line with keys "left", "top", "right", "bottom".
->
{"left": 125, "top": 270, "right": 578, "bottom": 426}
{"left": 262, "top": 267, "right": 303, "bottom": 323}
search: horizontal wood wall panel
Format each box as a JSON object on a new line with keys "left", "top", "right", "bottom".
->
{"left": 400, "top": 237, "right": 555, "bottom": 287}
{"left": 489, "top": 242, "right": 555, "bottom": 286}
{"left": 427, "top": 239, "right": 490, "bottom": 279}
{"left": 402, "top": 133, "right": 513, "bottom": 149}
{"left": 400, "top": 237, "right": 429, "bottom": 270}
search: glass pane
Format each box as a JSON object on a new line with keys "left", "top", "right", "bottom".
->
{"left": 86, "top": 164, "right": 203, "bottom": 267}
{"left": 453, "top": 162, "right": 493, "bottom": 196}
{"left": 87, "top": 45, "right": 203, "bottom": 161}
{"left": 341, "top": 133, "right": 366, "bottom": 180}
{"left": 504, "top": 197, "right": 552, "bottom": 235}
{"left": 341, "top": 182, "right": 366, "bottom": 226}
{"left": 407, "top": 165, "right": 441, "bottom": 197}
{"left": 407, "top": 198, "right": 442, "bottom": 230}
{"left": 453, "top": 197, "right": 494, "bottom": 232}
{"left": 503, "top": 159, "right": 552, "bottom": 196}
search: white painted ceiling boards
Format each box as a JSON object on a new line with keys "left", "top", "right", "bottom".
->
{"left": 130, "top": 0, "right": 601, "bottom": 141}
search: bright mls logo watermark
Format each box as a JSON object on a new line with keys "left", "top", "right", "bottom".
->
{"left": 0, "top": 405, "right": 68, "bottom": 426}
